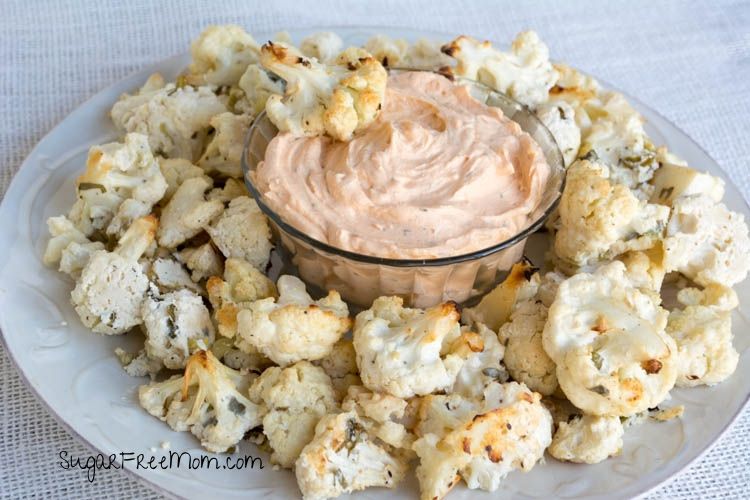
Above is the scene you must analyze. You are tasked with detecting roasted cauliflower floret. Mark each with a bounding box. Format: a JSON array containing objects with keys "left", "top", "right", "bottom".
[
  {"left": 543, "top": 262, "right": 678, "bottom": 416},
  {"left": 413, "top": 382, "right": 552, "bottom": 499},
  {"left": 237, "top": 64, "right": 286, "bottom": 115},
  {"left": 197, "top": 112, "right": 252, "bottom": 178},
  {"left": 206, "top": 257, "right": 277, "bottom": 338},
  {"left": 364, "top": 35, "right": 452, "bottom": 70},
  {"left": 663, "top": 195, "right": 750, "bottom": 287},
  {"left": 176, "top": 242, "right": 224, "bottom": 282},
  {"left": 314, "top": 339, "right": 361, "bottom": 401},
  {"left": 535, "top": 101, "right": 581, "bottom": 166},
  {"left": 554, "top": 159, "right": 669, "bottom": 269},
  {"left": 363, "top": 35, "right": 408, "bottom": 67},
  {"left": 44, "top": 215, "right": 105, "bottom": 278},
  {"left": 186, "top": 24, "right": 260, "bottom": 86},
  {"left": 206, "top": 178, "right": 248, "bottom": 203},
  {"left": 650, "top": 154, "right": 725, "bottom": 206},
  {"left": 158, "top": 158, "right": 207, "bottom": 203},
  {"left": 295, "top": 411, "right": 408, "bottom": 500},
  {"left": 110, "top": 73, "right": 226, "bottom": 160},
  {"left": 441, "top": 31, "right": 558, "bottom": 107},
  {"left": 499, "top": 299, "right": 558, "bottom": 396},
  {"left": 249, "top": 362, "right": 337, "bottom": 468},
  {"left": 138, "top": 350, "right": 264, "bottom": 453},
  {"left": 141, "top": 289, "right": 215, "bottom": 370},
  {"left": 300, "top": 31, "right": 344, "bottom": 63},
  {"left": 618, "top": 243, "right": 667, "bottom": 292},
  {"left": 450, "top": 324, "right": 508, "bottom": 399},
  {"left": 69, "top": 133, "right": 167, "bottom": 238},
  {"left": 71, "top": 216, "right": 157, "bottom": 335},
  {"left": 548, "top": 415, "right": 623, "bottom": 464},
  {"left": 236, "top": 275, "right": 351, "bottom": 366},
  {"left": 157, "top": 177, "right": 224, "bottom": 248},
  {"left": 206, "top": 196, "right": 272, "bottom": 270},
  {"left": 342, "top": 385, "right": 415, "bottom": 453},
  {"left": 115, "top": 347, "right": 163, "bottom": 378},
  {"left": 667, "top": 284, "right": 739, "bottom": 387},
  {"left": 259, "top": 42, "right": 387, "bottom": 141},
  {"left": 146, "top": 256, "right": 203, "bottom": 295},
  {"left": 461, "top": 260, "right": 540, "bottom": 331},
  {"left": 353, "top": 296, "right": 464, "bottom": 398}
]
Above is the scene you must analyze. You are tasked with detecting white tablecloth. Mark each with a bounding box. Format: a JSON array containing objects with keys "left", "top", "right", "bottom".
[{"left": 1, "top": 0, "right": 749, "bottom": 497}]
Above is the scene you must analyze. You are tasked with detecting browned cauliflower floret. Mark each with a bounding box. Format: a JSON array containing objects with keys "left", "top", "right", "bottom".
[
  {"left": 450, "top": 324, "right": 508, "bottom": 399},
  {"left": 157, "top": 177, "right": 224, "bottom": 249},
  {"left": 259, "top": 42, "right": 387, "bottom": 141},
  {"left": 206, "top": 196, "right": 272, "bottom": 270},
  {"left": 237, "top": 64, "right": 286, "bottom": 115},
  {"left": 248, "top": 362, "right": 338, "bottom": 468},
  {"left": 236, "top": 275, "right": 351, "bottom": 366},
  {"left": 197, "top": 112, "right": 252, "bottom": 178},
  {"left": 342, "top": 385, "right": 416, "bottom": 455},
  {"left": 185, "top": 25, "right": 260, "bottom": 86}
]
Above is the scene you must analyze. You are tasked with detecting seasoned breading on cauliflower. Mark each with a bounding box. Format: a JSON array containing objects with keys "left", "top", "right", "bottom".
[
  {"left": 650, "top": 154, "right": 725, "bottom": 206},
  {"left": 71, "top": 216, "right": 157, "bottom": 335},
  {"left": 461, "top": 260, "right": 540, "bottom": 331},
  {"left": 197, "top": 112, "right": 252, "bottom": 178},
  {"left": 206, "top": 196, "right": 272, "bottom": 270},
  {"left": 554, "top": 159, "right": 669, "bottom": 269},
  {"left": 499, "top": 299, "right": 558, "bottom": 396},
  {"left": 248, "top": 362, "right": 338, "bottom": 468},
  {"left": 342, "top": 385, "right": 415, "bottom": 453},
  {"left": 157, "top": 177, "right": 224, "bottom": 248},
  {"left": 450, "top": 324, "right": 508, "bottom": 399},
  {"left": 44, "top": 215, "right": 105, "bottom": 278},
  {"left": 237, "top": 64, "right": 286, "bottom": 115},
  {"left": 662, "top": 195, "right": 750, "bottom": 287},
  {"left": 236, "top": 275, "right": 351, "bottom": 366},
  {"left": 259, "top": 42, "right": 387, "bottom": 141},
  {"left": 176, "top": 242, "right": 224, "bottom": 282},
  {"left": 68, "top": 133, "right": 167, "bottom": 238},
  {"left": 441, "top": 31, "right": 558, "bottom": 107},
  {"left": 138, "top": 350, "right": 264, "bottom": 452},
  {"left": 300, "top": 32, "right": 344, "bottom": 63},
  {"left": 667, "top": 284, "right": 739, "bottom": 387},
  {"left": 110, "top": 73, "right": 226, "bottom": 161},
  {"left": 314, "top": 339, "right": 361, "bottom": 401},
  {"left": 353, "top": 297, "right": 465, "bottom": 398},
  {"left": 413, "top": 382, "right": 552, "bottom": 499},
  {"left": 186, "top": 25, "right": 260, "bottom": 86},
  {"left": 295, "top": 410, "right": 408, "bottom": 500},
  {"left": 141, "top": 289, "right": 215, "bottom": 370},
  {"left": 548, "top": 415, "right": 624, "bottom": 464},
  {"left": 535, "top": 101, "right": 581, "bottom": 166},
  {"left": 146, "top": 257, "right": 203, "bottom": 295},
  {"left": 543, "top": 262, "right": 678, "bottom": 416},
  {"left": 158, "top": 158, "right": 208, "bottom": 203}
]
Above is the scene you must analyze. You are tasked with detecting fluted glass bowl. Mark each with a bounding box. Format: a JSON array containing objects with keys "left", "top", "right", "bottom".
[{"left": 242, "top": 70, "right": 565, "bottom": 308}]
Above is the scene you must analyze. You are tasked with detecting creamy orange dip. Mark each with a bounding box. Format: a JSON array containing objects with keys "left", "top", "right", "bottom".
[{"left": 254, "top": 71, "right": 551, "bottom": 259}]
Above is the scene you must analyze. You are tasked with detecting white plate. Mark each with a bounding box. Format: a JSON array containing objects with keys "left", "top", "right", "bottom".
[{"left": 0, "top": 26, "right": 748, "bottom": 500}]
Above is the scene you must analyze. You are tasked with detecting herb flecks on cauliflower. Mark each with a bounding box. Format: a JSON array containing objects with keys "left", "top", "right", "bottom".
[
  {"left": 197, "top": 112, "right": 252, "bottom": 179},
  {"left": 535, "top": 102, "right": 581, "bottom": 166},
  {"left": 450, "top": 324, "right": 508, "bottom": 399},
  {"left": 260, "top": 42, "right": 387, "bottom": 141},
  {"left": 548, "top": 415, "right": 624, "bottom": 464},
  {"left": 353, "top": 296, "right": 465, "bottom": 399},
  {"left": 236, "top": 275, "right": 351, "bottom": 366}
]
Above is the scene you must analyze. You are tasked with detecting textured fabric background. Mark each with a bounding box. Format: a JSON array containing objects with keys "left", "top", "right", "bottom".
[{"left": 1, "top": 0, "right": 749, "bottom": 498}]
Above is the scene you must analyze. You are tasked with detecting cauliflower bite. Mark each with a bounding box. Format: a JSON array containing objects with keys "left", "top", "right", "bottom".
[
  {"left": 364, "top": 35, "right": 452, "bottom": 70},
  {"left": 295, "top": 411, "right": 408, "bottom": 500},
  {"left": 499, "top": 299, "right": 558, "bottom": 396},
  {"left": 618, "top": 243, "right": 667, "bottom": 292},
  {"left": 663, "top": 195, "right": 750, "bottom": 287},
  {"left": 110, "top": 73, "right": 226, "bottom": 161},
  {"left": 157, "top": 177, "right": 224, "bottom": 248},
  {"left": 450, "top": 324, "right": 508, "bottom": 399},
  {"left": 248, "top": 362, "right": 337, "bottom": 468},
  {"left": 44, "top": 215, "right": 105, "bottom": 278},
  {"left": 69, "top": 133, "right": 167, "bottom": 238},
  {"left": 534, "top": 101, "right": 581, "bottom": 166},
  {"left": 115, "top": 347, "right": 163, "bottom": 378},
  {"left": 543, "top": 262, "right": 678, "bottom": 416},
  {"left": 554, "top": 159, "right": 669, "bottom": 269},
  {"left": 197, "top": 112, "right": 252, "bottom": 178},
  {"left": 548, "top": 415, "right": 623, "bottom": 464},
  {"left": 441, "top": 31, "right": 558, "bottom": 107},
  {"left": 186, "top": 25, "right": 260, "bottom": 86},
  {"left": 667, "top": 284, "right": 739, "bottom": 387},
  {"left": 259, "top": 42, "right": 387, "bottom": 141},
  {"left": 461, "top": 260, "right": 540, "bottom": 331},
  {"left": 146, "top": 256, "right": 203, "bottom": 296},
  {"left": 237, "top": 64, "right": 286, "bottom": 115},
  {"left": 206, "top": 196, "right": 272, "bottom": 270},
  {"left": 158, "top": 158, "right": 208, "bottom": 203},
  {"left": 363, "top": 34, "right": 409, "bottom": 67},
  {"left": 141, "top": 289, "right": 215, "bottom": 370},
  {"left": 314, "top": 339, "right": 362, "bottom": 401},
  {"left": 176, "top": 242, "right": 224, "bottom": 282},
  {"left": 138, "top": 350, "right": 264, "bottom": 453},
  {"left": 236, "top": 275, "right": 351, "bottom": 366},
  {"left": 546, "top": 63, "right": 601, "bottom": 132},
  {"left": 71, "top": 216, "right": 157, "bottom": 335},
  {"left": 206, "top": 257, "right": 277, "bottom": 338},
  {"left": 206, "top": 178, "right": 248, "bottom": 203},
  {"left": 413, "top": 382, "right": 552, "bottom": 498},
  {"left": 342, "top": 385, "right": 415, "bottom": 453},
  {"left": 300, "top": 32, "right": 344, "bottom": 63},
  {"left": 353, "top": 297, "right": 465, "bottom": 398},
  {"left": 650, "top": 153, "right": 725, "bottom": 206}
]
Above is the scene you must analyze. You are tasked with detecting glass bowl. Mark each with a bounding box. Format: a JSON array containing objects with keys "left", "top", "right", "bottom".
[{"left": 242, "top": 70, "right": 566, "bottom": 308}]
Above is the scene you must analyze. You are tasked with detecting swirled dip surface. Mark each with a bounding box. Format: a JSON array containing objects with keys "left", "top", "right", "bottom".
[{"left": 254, "top": 71, "right": 550, "bottom": 259}]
